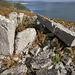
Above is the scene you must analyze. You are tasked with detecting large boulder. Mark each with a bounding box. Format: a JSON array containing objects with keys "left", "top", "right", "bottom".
[
  {"left": 9, "top": 12, "right": 18, "bottom": 27},
  {"left": 15, "top": 28, "right": 36, "bottom": 54},
  {"left": 37, "top": 15, "right": 75, "bottom": 47},
  {"left": 0, "top": 16, "right": 16, "bottom": 55}
]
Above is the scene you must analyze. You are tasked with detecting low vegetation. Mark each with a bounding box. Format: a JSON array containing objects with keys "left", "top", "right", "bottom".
[
  {"left": 30, "top": 31, "right": 46, "bottom": 50},
  {"left": 71, "top": 47, "right": 75, "bottom": 64},
  {"left": 0, "top": 0, "right": 31, "bottom": 12},
  {"left": 16, "top": 18, "right": 36, "bottom": 33},
  {"left": 0, "top": 53, "right": 21, "bottom": 70},
  {"left": 52, "top": 55, "right": 62, "bottom": 64},
  {"left": 0, "top": 7, "right": 36, "bottom": 18}
]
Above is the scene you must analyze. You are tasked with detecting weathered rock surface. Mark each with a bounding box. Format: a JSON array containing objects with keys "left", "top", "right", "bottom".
[
  {"left": 23, "top": 15, "right": 30, "bottom": 21},
  {"left": 0, "top": 16, "right": 16, "bottom": 55},
  {"left": 17, "top": 13, "right": 24, "bottom": 25},
  {"left": 9, "top": 12, "right": 18, "bottom": 26},
  {"left": 36, "top": 69, "right": 58, "bottom": 75},
  {"left": 37, "top": 15, "right": 75, "bottom": 47},
  {"left": 61, "top": 54, "right": 71, "bottom": 65},
  {"left": 72, "top": 71, "right": 75, "bottom": 75},
  {"left": 15, "top": 28, "right": 36, "bottom": 54},
  {"left": 1, "top": 64, "right": 27, "bottom": 75},
  {"left": 31, "top": 49, "right": 52, "bottom": 69},
  {"left": 55, "top": 62, "right": 67, "bottom": 75},
  {"left": 30, "top": 45, "right": 41, "bottom": 56},
  {"left": 30, "top": 16, "right": 37, "bottom": 22},
  {"left": 51, "top": 37, "right": 58, "bottom": 47}
]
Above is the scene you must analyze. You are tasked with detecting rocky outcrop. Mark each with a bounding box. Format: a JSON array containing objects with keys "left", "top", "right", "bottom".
[
  {"left": 0, "top": 12, "right": 75, "bottom": 75},
  {"left": 15, "top": 28, "right": 36, "bottom": 54},
  {"left": 37, "top": 15, "right": 75, "bottom": 47},
  {"left": 0, "top": 16, "right": 16, "bottom": 55}
]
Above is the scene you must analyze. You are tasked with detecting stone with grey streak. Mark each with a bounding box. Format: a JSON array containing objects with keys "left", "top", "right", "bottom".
[
  {"left": 17, "top": 13, "right": 24, "bottom": 25},
  {"left": 37, "top": 15, "right": 75, "bottom": 46},
  {"left": 9, "top": 12, "right": 18, "bottom": 26},
  {"left": 15, "top": 28, "right": 36, "bottom": 54},
  {"left": 0, "top": 16, "right": 16, "bottom": 55}
]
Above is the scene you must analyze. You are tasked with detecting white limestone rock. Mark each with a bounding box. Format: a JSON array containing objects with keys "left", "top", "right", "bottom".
[
  {"left": 9, "top": 12, "right": 18, "bottom": 26},
  {"left": 0, "top": 16, "right": 16, "bottom": 55},
  {"left": 15, "top": 28, "right": 36, "bottom": 54},
  {"left": 17, "top": 13, "right": 24, "bottom": 25}
]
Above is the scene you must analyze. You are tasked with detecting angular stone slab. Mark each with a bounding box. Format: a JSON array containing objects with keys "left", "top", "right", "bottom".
[
  {"left": 15, "top": 28, "right": 36, "bottom": 54},
  {"left": 0, "top": 16, "right": 16, "bottom": 55},
  {"left": 37, "top": 15, "right": 75, "bottom": 47}
]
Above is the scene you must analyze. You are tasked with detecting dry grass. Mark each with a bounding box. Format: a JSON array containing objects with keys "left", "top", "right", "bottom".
[
  {"left": 55, "top": 38, "right": 75, "bottom": 64},
  {"left": 0, "top": 7, "right": 36, "bottom": 18},
  {"left": 55, "top": 38, "right": 64, "bottom": 56},
  {"left": 30, "top": 31, "right": 46, "bottom": 50},
  {"left": 0, "top": 53, "right": 21, "bottom": 69},
  {"left": 16, "top": 17, "right": 36, "bottom": 33},
  {"left": 71, "top": 47, "right": 75, "bottom": 64}
]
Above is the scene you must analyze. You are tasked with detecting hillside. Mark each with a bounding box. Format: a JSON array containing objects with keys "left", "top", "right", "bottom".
[
  {"left": 0, "top": 0, "right": 31, "bottom": 12},
  {"left": 0, "top": 7, "right": 36, "bottom": 18}
]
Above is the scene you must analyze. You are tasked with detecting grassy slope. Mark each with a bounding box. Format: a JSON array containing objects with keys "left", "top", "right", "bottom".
[
  {"left": 0, "top": 7, "right": 36, "bottom": 18},
  {"left": 0, "top": 1, "right": 31, "bottom": 12}
]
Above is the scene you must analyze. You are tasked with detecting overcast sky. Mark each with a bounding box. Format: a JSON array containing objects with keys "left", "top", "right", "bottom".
[{"left": 9, "top": 0, "right": 75, "bottom": 2}]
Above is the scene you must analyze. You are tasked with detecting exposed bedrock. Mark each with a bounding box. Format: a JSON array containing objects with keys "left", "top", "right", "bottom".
[
  {"left": 0, "top": 15, "right": 16, "bottom": 55},
  {"left": 37, "top": 15, "right": 75, "bottom": 47}
]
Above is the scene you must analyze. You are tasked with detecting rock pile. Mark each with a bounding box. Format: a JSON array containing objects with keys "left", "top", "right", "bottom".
[{"left": 0, "top": 12, "right": 75, "bottom": 75}]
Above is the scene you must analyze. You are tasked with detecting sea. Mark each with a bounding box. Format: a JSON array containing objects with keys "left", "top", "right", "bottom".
[{"left": 23, "top": 1, "right": 75, "bottom": 21}]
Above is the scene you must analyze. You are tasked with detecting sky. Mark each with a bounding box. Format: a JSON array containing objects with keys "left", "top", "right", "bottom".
[{"left": 9, "top": 0, "right": 75, "bottom": 2}]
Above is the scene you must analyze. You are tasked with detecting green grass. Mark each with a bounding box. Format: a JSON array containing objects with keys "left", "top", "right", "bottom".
[
  {"left": 52, "top": 55, "right": 62, "bottom": 64},
  {"left": 0, "top": 1, "right": 31, "bottom": 12}
]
